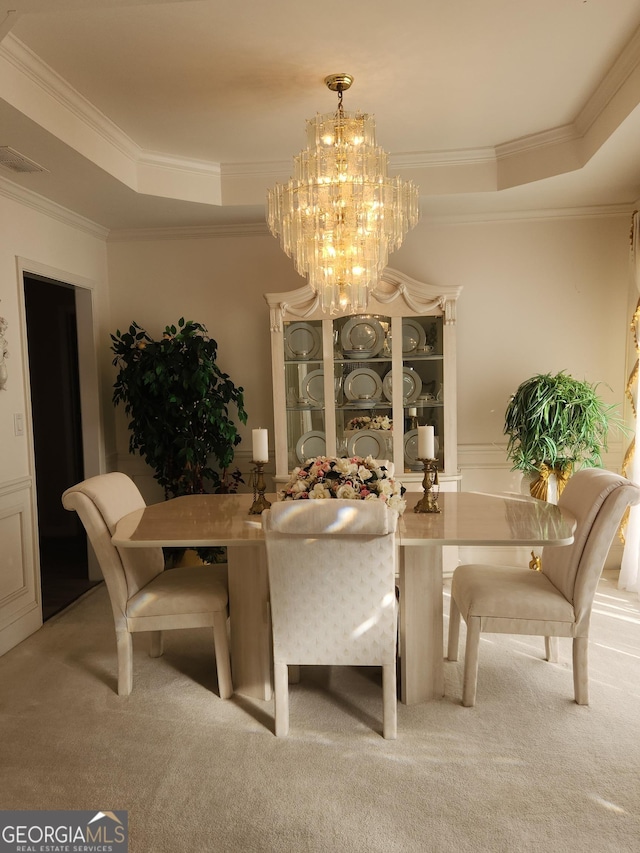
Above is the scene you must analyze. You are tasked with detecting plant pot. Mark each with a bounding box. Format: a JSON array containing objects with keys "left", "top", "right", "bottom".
[{"left": 522, "top": 464, "right": 572, "bottom": 504}]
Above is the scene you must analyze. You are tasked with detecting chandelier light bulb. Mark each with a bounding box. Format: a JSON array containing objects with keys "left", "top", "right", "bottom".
[{"left": 267, "top": 73, "right": 420, "bottom": 315}]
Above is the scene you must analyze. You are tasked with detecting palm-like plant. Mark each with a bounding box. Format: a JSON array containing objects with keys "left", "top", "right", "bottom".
[{"left": 504, "top": 371, "right": 624, "bottom": 498}]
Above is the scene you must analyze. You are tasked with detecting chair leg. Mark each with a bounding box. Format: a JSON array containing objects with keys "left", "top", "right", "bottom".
[
  {"left": 274, "top": 662, "right": 289, "bottom": 737},
  {"left": 149, "top": 630, "right": 163, "bottom": 658},
  {"left": 573, "top": 637, "right": 589, "bottom": 705},
  {"left": 382, "top": 663, "right": 397, "bottom": 740},
  {"left": 545, "top": 636, "right": 559, "bottom": 663},
  {"left": 447, "top": 596, "right": 461, "bottom": 661},
  {"left": 116, "top": 629, "right": 133, "bottom": 697},
  {"left": 212, "top": 611, "right": 233, "bottom": 699},
  {"left": 462, "top": 616, "right": 481, "bottom": 707}
]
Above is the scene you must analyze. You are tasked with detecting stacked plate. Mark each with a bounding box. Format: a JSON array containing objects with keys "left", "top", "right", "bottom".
[
  {"left": 341, "top": 316, "right": 385, "bottom": 358},
  {"left": 343, "top": 368, "right": 383, "bottom": 405},
  {"left": 284, "top": 322, "right": 322, "bottom": 360},
  {"left": 382, "top": 367, "right": 422, "bottom": 405}
]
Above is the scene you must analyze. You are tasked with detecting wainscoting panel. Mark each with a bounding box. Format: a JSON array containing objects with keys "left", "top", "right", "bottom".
[{"left": 0, "top": 477, "right": 41, "bottom": 655}]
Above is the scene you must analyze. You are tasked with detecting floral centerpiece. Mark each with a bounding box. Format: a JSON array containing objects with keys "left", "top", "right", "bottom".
[
  {"left": 281, "top": 455, "right": 406, "bottom": 514},
  {"left": 346, "top": 415, "right": 392, "bottom": 431}
]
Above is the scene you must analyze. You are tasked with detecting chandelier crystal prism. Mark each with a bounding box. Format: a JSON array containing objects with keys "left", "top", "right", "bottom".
[{"left": 267, "top": 74, "right": 420, "bottom": 315}]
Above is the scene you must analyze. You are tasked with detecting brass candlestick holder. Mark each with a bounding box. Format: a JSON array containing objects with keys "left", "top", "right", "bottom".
[
  {"left": 414, "top": 458, "right": 441, "bottom": 513},
  {"left": 249, "top": 461, "right": 272, "bottom": 515}
]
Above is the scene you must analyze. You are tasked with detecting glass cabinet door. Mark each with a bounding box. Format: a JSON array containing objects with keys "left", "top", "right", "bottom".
[
  {"left": 282, "top": 313, "right": 445, "bottom": 474},
  {"left": 399, "top": 316, "right": 444, "bottom": 472},
  {"left": 333, "top": 314, "right": 394, "bottom": 462},
  {"left": 283, "top": 320, "right": 326, "bottom": 471}
]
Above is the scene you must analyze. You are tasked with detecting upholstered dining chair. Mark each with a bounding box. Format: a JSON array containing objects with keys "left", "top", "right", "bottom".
[
  {"left": 263, "top": 499, "right": 399, "bottom": 738},
  {"left": 447, "top": 468, "right": 640, "bottom": 707},
  {"left": 62, "top": 472, "right": 233, "bottom": 699}
]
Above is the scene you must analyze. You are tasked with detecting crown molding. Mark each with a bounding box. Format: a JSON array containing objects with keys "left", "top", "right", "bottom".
[
  {"left": 391, "top": 147, "right": 496, "bottom": 168},
  {"left": 421, "top": 203, "right": 633, "bottom": 226},
  {"left": 138, "top": 149, "right": 222, "bottom": 177},
  {"left": 2, "top": 23, "right": 640, "bottom": 208},
  {"left": 495, "top": 125, "right": 578, "bottom": 160},
  {"left": 0, "top": 173, "right": 109, "bottom": 238},
  {"left": 107, "top": 221, "right": 270, "bottom": 242},
  {"left": 221, "top": 160, "right": 291, "bottom": 178},
  {"left": 0, "top": 34, "right": 139, "bottom": 162},
  {"left": 577, "top": 23, "right": 640, "bottom": 136},
  {"left": 108, "top": 202, "right": 633, "bottom": 242}
]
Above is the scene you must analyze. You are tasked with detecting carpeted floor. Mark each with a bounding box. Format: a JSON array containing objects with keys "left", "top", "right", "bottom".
[{"left": 1, "top": 573, "right": 639, "bottom": 853}]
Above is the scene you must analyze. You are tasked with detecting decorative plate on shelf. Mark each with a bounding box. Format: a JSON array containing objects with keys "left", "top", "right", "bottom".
[
  {"left": 284, "top": 322, "right": 322, "bottom": 360},
  {"left": 343, "top": 367, "right": 383, "bottom": 402},
  {"left": 382, "top": 367, "right": 422, "bottom": 405},
  {"left": 341, "top": 316, "right": 385, "bottom": 358},
  {"left": 401, "top": 318, "right": 427, "bottom": 354},
  {"left": 347, "top": 430, "right": 389, "bottom": 459},
  {"left": 300, "top": 369, "right": 324, "bottom": 406},
  {"left": 296, "top": 430, "right": 326, "bottom": 464},
  {"left": 404, "top": 430, "right": 422, "bottom": 470}
]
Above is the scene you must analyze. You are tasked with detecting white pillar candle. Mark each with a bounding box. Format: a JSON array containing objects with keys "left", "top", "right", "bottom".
[
  {"left": 408, "top": 407, "right": 417, "bottom": 417},
  {"left": 418, "top": 425, "right": 435, "bottom": 460},
  {"left": 252, "top": 428, "right": 269, "bottom": 462}
]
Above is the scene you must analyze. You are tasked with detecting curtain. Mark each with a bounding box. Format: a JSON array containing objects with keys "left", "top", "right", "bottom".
[{"left": 620, "top": 210, "right": 640, "bottom": 593}]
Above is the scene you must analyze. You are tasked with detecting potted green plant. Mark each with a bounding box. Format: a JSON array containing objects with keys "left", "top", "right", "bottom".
[
  {"left": 111, "top": 318, "right": 247, "bottom": 499},
  {"left": 503, "top": 371, "right": 624, "bottom": 501}
]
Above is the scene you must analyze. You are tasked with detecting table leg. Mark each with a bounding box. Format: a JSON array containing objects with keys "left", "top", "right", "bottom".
[
  {"left": 227, "top": 544, "right": 272, "bottom": 701},
  {"left": 399, "top": 544, "right": 444, "bottom": 704}
]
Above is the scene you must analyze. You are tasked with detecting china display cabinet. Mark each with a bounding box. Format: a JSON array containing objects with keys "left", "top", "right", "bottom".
[{"left": 265, "top": 268, "right": 462, "bottom": 492}]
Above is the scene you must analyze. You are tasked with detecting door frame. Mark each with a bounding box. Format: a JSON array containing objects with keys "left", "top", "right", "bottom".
[{"left": 17, "top": 257, "right": 104, "bottom": 583}]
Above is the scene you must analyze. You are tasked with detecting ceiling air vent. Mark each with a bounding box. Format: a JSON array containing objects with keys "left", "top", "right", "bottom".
[{"left": 0, "top": 146, "right": 48, "bottom": 174}]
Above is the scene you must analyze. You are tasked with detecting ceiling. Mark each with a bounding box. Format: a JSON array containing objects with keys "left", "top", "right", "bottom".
[{"left": 2, "top": 0, "right": 640, "bottom": 233}]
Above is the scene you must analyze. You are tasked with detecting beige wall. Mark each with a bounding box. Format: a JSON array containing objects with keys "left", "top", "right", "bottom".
[
  {"left": 0, "top": 189, "right": 111, "bottom": 481},
  {"left": 0, "top": 186, "right": 632, "bottom": 652},
  {"left": 107, "top": 212, "right": 631, "bottom": 499},
  {"left": 106, "top": 231, "right": 302, "bottom": 499},
  {"left": 0, "top": 185, "right": 110, "bottom": 653}
]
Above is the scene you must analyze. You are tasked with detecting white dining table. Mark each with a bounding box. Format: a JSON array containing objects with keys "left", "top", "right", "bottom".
[{"left": 112, "top": 490, "right": 575, "bottom": 705}]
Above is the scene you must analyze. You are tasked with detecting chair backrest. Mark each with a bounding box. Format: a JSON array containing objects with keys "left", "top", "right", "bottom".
[
  {"left": 542, "top": 468, "right": 640, "bottom": 630},
  {"left": 62, "top": 473, "right": 164, "bottom": 625},
  {"left": 263, "top": 499, "right": 398, "bottom": 666}
]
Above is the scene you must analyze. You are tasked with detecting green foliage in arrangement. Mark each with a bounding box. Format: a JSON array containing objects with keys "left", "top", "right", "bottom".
[
  {"left": 504, "top": 371, "right": 625, "bottom": 475},
  {"left": 111, "top": 318, "right": 247, "bottom": 499}
]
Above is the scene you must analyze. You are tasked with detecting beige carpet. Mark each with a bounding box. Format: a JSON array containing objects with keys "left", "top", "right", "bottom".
[{"left": 1, "top": 573, "right": 640, "bottom": 853}]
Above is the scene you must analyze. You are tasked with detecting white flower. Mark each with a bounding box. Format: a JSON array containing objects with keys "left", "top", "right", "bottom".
[
  {"left": 309, "top": 483, "right": 331, "bottom": 499},
  {"left": 336, "top": 484, "right": 358, "bottom": 499},
  {"left": 337, "top": 458, "right": 359, "bottom": 477},
  {"left": 290, "top": 479, "right": 309, "bottom": 494},
  {"left": 378, "top": 479, "right": 393, "bottom": 496},
  {"left": 388, "top": 494, "right": 407, "bottom": 513}
]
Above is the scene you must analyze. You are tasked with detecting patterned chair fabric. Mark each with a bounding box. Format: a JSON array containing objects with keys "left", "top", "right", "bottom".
[{"left": 263, "top": 499, "right": 398, "bottom": 738}]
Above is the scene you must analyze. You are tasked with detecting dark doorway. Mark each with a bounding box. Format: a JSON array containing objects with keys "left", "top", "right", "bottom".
[{"left": 23, "top": 275, "right": 98, "bottom": 620}]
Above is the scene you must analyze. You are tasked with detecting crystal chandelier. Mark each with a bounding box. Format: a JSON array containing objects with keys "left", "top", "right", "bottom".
[{"left": 267, "top": 74, "right": 420, "bottom": 315}]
